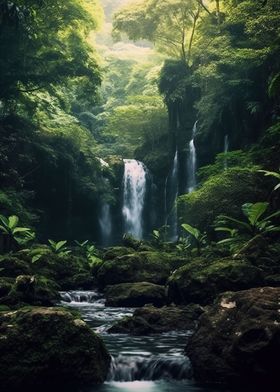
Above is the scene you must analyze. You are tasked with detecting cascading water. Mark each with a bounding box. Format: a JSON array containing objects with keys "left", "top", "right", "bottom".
[
  {"left": 122, "top": 159, "right": 147, "bottom": 239},
  {"left": 60, "top": 290, "right": 201, "bottom": 392},
  {"left": 187, "top": 121, "right": 198, "bottom": 193},
  {"left": 224, "top": 134, "right": 229, "bottom": 169}
]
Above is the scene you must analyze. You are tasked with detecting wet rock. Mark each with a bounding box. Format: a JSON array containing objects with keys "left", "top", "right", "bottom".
[
  {"left": 105, "top": 282, "right": 166, "bottom": 307},
  {"left": 167, "top": 257, "right": 262, "bottom": 305},
  {"left": 108, "top": 304, "right": 204, "bottom": 335},
  {"left": 185, "top": 287, "right": 280, "bottom": 388},
  {"left": 0, "top": 307, "right": 111, "bottom": 391},
  {"left": 96, "top": 251, "right": 176, "bottom": 288}
]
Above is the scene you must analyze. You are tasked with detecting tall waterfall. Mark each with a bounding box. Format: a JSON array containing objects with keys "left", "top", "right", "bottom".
[
  {"left": 224, "top": 134, "right": 229, "bottom": 169},
  {"left": 122, "top": 159, "right": 147, "bottom": 239},
  {"left": 99, "top": 203, "right": 112, "bottom": 246},
  {"left": 187, "top": 121, "right": 198, "bottom": 193}
]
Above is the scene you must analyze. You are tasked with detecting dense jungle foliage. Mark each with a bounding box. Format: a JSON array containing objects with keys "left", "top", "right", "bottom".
[{"left": 0, "top": 0, "right": 279, "bottom": 248}]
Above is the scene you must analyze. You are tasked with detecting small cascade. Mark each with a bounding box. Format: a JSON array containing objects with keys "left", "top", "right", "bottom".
[
  {"left": 187, "top": 121, "right": 198, "bottom": 193},
  {"left": 108, "top": 355, "right": 192, "bottom": 382},
  {"left": 122, "top": 159, "right": 148, "bottom": 239},
  {"left": 60, "top": 291, "right": 100, "bottom": 303},
  {"left": 224, "top": 134, "right": 229, "bottom": 169},
  {"left": 99, "top": 203, "right": 112, "bottom": 246}
]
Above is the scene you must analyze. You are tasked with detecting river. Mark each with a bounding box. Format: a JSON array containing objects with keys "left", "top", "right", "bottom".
[{"left": 60, "top": 291, "right": 223, "bottom": 392}]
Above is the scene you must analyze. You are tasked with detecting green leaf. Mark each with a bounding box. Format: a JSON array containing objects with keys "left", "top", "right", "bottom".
[
  {"left": 13, "top": 227, "right": 32, "bottom": 234},
  {"left": 242, "top": 202, "right": 269, "bottom": 226},
  {"left": 181, "top": 223, "right": 200, "bottom": 240},
  {"left": 8, "top": 215, "right": 19, "bottom": 230},
  {"left": 32, "top": 254, "right": 43, "bottom": 263},
  {"left": 56, "top": 240, "right": 67, "bottom": 251}
]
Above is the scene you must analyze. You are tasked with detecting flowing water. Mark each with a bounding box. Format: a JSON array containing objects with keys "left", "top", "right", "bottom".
[
  {"left": 122, "top": 159, "right": 148, "bottom": 239},
  {"left": 187, "top": 121, "right": 198, "bottom": 193},
  {"left": 99, "top": 204, "right": 112, "bottom": 246},
  {"left": 60, "top": 291, "right": 222, "bottom": 392}
]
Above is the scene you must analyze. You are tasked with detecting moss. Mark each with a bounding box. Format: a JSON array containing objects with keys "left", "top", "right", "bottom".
[
  {"left": 0, "top": 255, "right": 31, "bottom": 277},
  {"left": 105, "top": 282, "right": 166, "bottom": 307},
  {"left": 178, "top": 168, "right": 268, "bottom": 232},
  {"left": 96, "top": 251, "right": 175, "bottom": 288},
  {"left": 0, "top": 307, "right": 111, "bottom": 390},
  {"left": 168, "top": 257, "right": 263, "bottom": 305}
]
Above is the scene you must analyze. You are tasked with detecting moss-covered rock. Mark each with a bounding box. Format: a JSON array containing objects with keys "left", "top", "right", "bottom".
[
  {"left": 105, "top": 282, "right": 166, "bottom": 307},
  {"left": 102, "top": 246, "right": 135, "bottom": 261},
  {"left": 96, "top": 251, "right": 177, "bottom": 288},
  {"left": 108, "top": 304, "right": 204, "bottom": 335},
  {"left": 185, "top": 287, "right": 280, "bottom": 388},
  {"left": 0, "top": 307, "right": 111, "bottom": 391},
  {"left": 0, "top": 275, "right": 60, "bottom": 307},
  {"left": 31, "top": 253, "right": 94, "bottom": 290},
  {"left": 167, "top": 257, "right": 262, "bottom": 305},
  {"left": 0, "top": 255, "right": 31, "bottom": 277}
]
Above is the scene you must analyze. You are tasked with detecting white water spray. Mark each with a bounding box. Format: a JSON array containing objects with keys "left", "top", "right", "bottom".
[
  {"left": 122, "top": 159, "right": 147, "bottom": 239},
  {"left": 187, "top": 121, "right": 198, "bottom": 193}
]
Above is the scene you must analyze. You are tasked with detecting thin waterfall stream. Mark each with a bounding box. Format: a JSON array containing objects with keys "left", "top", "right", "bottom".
[
  {"left": 122, "top": 159, "right": 148, "bottom": 239},
  {"left": 187, "top": 121, "right": 198, "bottom": 193},
  {"left": 60, "top": 291, "right": 220, "bottom": 392}
]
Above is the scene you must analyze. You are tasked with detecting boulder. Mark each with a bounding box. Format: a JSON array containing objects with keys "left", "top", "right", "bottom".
[
  {"left": 105, "top": 282, "right": 166, "bottom": 307},
  {"left": 0, "top": 275, "right": 60, "bottom": 307},
  {"left": 96, "top": 251, "right": 176, "bottom": 288},
  {"left": 185, "top": 287, "right": 280, "bottom": 388},
  {"left": 31, "top": 253, "right": 94, "bottom": 290},
  {"left": 102, "top": 246, "right": 135, "bottom": 261},
  {"left": 108, "top": 304, "right": 204, "bottom": 335},
  {"left": 0, "top": 307, "right": 111, "bottom": 391},
  {"left": 168, "top": 257, "right": 262, "bottom": 305}
]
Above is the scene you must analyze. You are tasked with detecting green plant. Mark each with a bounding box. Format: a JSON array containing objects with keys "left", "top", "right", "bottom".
[
  {"left": 215, "top": 202, "right": 280, "bottom": 243},
  {"left": 176, "top": 237, "right": 191, "bottom": 255},
  {"left": 259, "top": 169, "right": 280, "bottom": 191},
  {"left": 48, "top": 240, "right": 71, "bottom": 256},
  {"left": 151, "top": 225, "right": 170, "bottom": 247},
  {"left": 181, "top": 223, "right": 207, "bottom": 256},
  {"left": 0, "top": 214, "right": 35, "bottom": 247}
]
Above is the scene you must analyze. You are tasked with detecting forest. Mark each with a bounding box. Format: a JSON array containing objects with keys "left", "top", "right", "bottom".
[{"left": 0, "top": 0, "right": 280, "bottom": 391}]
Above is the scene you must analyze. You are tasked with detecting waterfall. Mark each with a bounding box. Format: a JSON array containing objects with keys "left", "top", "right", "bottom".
[
  {"left": 224, "top": 134, "right": 229, "bottom": 169},
  {"left": 187, "top": 121, "right": 198, "bottom": 193},
  {"left": 122, "top": 159, "right": 147, "bottom": 239},
  {"left": 108, "top": 354, "right": 192, "bottom": 382},
  {"left": 99, "top": 203, "right": 112, "bottom": 246}
]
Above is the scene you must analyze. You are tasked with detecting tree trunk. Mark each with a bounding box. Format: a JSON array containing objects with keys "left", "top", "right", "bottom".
[
  {"left": 187, "top": 9, "right": 200, "bottom": 65},
  {"left": 216, "top": 0, "right": 221, "bottom": 26}
]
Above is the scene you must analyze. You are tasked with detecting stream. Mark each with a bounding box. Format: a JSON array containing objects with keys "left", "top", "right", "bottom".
[{"left": 60, "top": 291, "right": 223, "bottom": 392}]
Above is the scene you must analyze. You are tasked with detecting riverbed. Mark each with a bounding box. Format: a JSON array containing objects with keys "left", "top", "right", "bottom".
[{"left": 60, "top": 291, "right": 225, "bottom": 392}]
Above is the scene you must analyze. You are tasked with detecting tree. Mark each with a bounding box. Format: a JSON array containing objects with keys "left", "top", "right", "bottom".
[
  {"left": 0, "top": 0, "right": 102, "bottom": 106},
  {"left": 113, "top": 0, "right": 206, "bottom": 63}
]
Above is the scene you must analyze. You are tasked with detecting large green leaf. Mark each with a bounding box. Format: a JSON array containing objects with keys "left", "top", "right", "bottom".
[
  {"left": 0, "top": 215, "right": 9, "bottom": 230},
  {"left": 56, "top": 240, "right": 67, "bottom": 251},
  {"left": 242, "top": 202, "right": 269, "bottom": 226},
  {"left": 181, "top": 223, "right": 200, "bottom": 239},
  {"left": 8, "top": 215, "right": 19, "bottom": 230},
  {"left": 217, "top": 215, "right": 252, "bottom": 231}
]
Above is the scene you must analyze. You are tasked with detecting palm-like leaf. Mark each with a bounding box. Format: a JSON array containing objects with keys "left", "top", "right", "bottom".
[
  {"left": 181, "top": 223, "right": 200, "bottom": 240},
  {"left": 242, "top": 202, "right": 269, "bottom": 226}
]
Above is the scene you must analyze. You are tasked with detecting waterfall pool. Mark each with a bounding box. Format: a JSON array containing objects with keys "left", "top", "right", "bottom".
[{"left": 60, "top": 291, "right": 224, "bottom": 392}]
